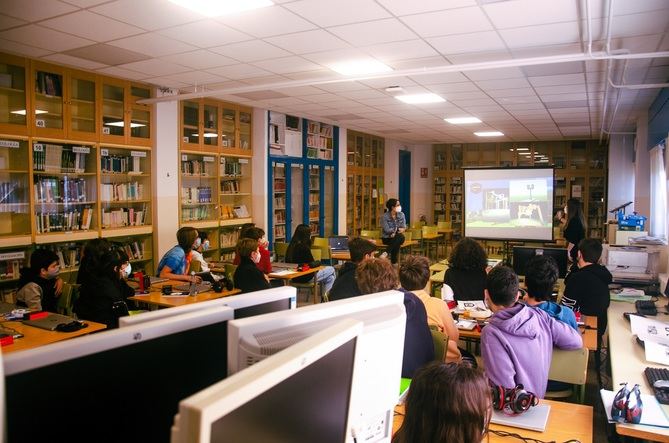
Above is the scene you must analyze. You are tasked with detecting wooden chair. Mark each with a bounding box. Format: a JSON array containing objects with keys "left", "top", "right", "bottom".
[
  {"left": 312, "top": 237, "right": 333, "bottom": 265},
  {"left": 437, "top": 220, "right": 452, "bottom": 256},
  {"left": 290, "top": 248, "right": 322, "bottom": 304},
  {"left": 410, "top": 228, "right": 426, "bottom": 255},
  {"left": 545, "top": 347, "right": 589, "bottom": 404},
  {"left": 274, "top": 242, "right": 289, "bottom": 262},
  {"left": 189, "top": 259, "right": 202, "bottom": 273},
  {"left": 429, "top": 325, "right": 449, "bottom": 362},
  {"left": 360, "top": 230, "right": 380, "bottom": 240},
  {"left": 422, "top": 225, "right": 440, "bottom": 260},
  {"left": 225, "top": 263, "right": 237, "bottom": 286},
  {"left": 57, "top": 283, "right": 80, "bottom": 317}
]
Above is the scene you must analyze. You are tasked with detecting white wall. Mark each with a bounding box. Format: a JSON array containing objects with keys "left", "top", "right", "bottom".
[
  {"left": 607, "top": 135, "right": 636, "bottom": 220},
  {"left": 338, "top": 128, "right": 347, "bottom": 235},
  {"left": 153, "top": 91, "right": 180, "bottom": 260},
  {"left": 251, "top": 107, "right": 268, "bottom": 233},
  {"left": 635, "top": 111, "right": 651, "bottom": 223}
]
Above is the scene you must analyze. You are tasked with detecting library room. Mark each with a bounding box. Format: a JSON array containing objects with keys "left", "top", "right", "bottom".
[{"left": 0, "top": 0, "right": 668, "bottom": 441}]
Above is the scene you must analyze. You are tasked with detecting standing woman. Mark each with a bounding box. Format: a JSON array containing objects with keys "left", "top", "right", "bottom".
[
  {"left": 381, "top": 198, "right": 406, "bottom": 264},
  {"left": 285, "top": 224, "right": 336, "bottom": 296},
  {"left": 563, "top": 198, "right": 586, "bottom": 268}
]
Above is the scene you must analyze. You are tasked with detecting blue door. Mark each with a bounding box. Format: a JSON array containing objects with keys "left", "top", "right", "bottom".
[{"left": 399, "top": 150, "right": 411, "bottom": 224}]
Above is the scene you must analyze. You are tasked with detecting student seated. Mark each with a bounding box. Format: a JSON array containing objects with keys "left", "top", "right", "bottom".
[
  {"left": 481, "top": 266, "right": 582, "bottom": 398},
  {"left": 380, "top": 198, "right": 406, "bottom": 264},
  {"left": 233, "top": 227, "right": 272, "bottom": 274},
  {"left": 328, "top": 237, "right": 377, "bottom": 301},
  {"left": 562, "top": 238, "right": 612, "bottom": 338},
  {"left": 77, "top": 238, "right": 112, "bottom": 286},
  {"left": 285, "top": 224, "right": 335, "bottom": 295},
  {"left": 522, "top": 255, "right": 578, "bottom": 330},
  {"left": 75, "top": 248, "right": 136, "bottom": 328},
  {"left": 16, "top": 249, "right": 63, "bottom": 312},
  {"left": 444, "top": 238, "right": 488, "bottom": 301},
  {"left": 392, "top": 361, "right": 491, "bottom": 443},
  {"left": 233, "top": 238, "right": 271, "bottom": 294},
  {"left": 356, "top": 257, "right": 434, "bottom": 378},
  {"left": 190, "top": 231, "right": 211, "bottom": 273},
  {"left": 399, "top": 255, "right": 464, "bottom": 364},
  {"left": 156, "top": 227, "right": 203, "bottom": 283}
]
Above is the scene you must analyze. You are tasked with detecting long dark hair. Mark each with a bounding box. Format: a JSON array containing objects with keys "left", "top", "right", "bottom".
[
  {"left": 393, "top": 362, "right": 491, "bottom": 443},
  {"left": 448, "top": 238, "right": 487, "bottom": 271},
  {"left": 286, "top": 224, "right": 311, "bottom": 262},
  {"left": 98, "top": 248, "right": 129, "bottom": 281},
  {"left": 565, "top": 198, "right": 586, "bottom": 231}
]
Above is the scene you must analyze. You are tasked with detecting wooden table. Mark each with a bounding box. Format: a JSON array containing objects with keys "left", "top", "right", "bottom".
[
  {"left": 608, "top": 299, "right": 669, "bottom": 441},
  {"left": 129, "top": 287, "right": 240, "bottom": 308},
  {"left": 0, "top": 319, "right": 106, "bottom": 354},
  {"left": 393, "top": 399, "right": 593, "bottom": 442},
  {"left": 421, "top": 232, "right": 442, "bottom": 260},
  {"left": 331, "top": 240, "right": 419, "bottom": 263},
  {"left": 331, "top": 250, "right": 351, "bottom": 261}
]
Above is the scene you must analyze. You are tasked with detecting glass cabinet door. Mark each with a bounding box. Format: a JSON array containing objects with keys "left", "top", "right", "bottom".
[
  {"left": 129, "top": 85, "right": 151, "bottom": 145},
  {"left": 203, "top": 103, "right": 218, "bottom": 150},
  {"left": 33, "top": 64, "right": 65, "bottom": 136},
  {"left": 290, "top": 164, "right": 303, "bottom": 239},
  {"left": 221, "top": 106, "right": 236, "bottom": 149},
  {"left": 346, "top": 174, "right": 355, "bottom": 235},
  {"left": 101, "top": 80, "right": 126, "bottom": 141},
  {"left": 68, "top": 71, "right": 96, "bottom": 140},
  {"left": 272, "top": 162, "right": 287, "bottom": 242},
  {"left": 239, "top": 109, "right": 251, "bottom": 150},
  {"left": 0, "top": 138, "right": 30, "bottom": 238},
  {"left": 308, "top": 165, "right": 320, "bottom": 236},
  {"left": 0, "top": 56, "right": 28, "bottom": 134},
  {"left": 181, "top": 101, "right": 200, "bottom": 148}
]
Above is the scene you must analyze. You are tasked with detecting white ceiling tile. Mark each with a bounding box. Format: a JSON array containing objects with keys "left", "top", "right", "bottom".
[
  {"left": 216, "top": 6, "right": 317, "bottom": 38},
  {"left": 266, "top": 30, "right": 350, "bottom": 54},
  {"left": 2, "top": 0, "right": 77, "bottom": 21},
  {"left": 496, "top": 95, "right": 542, "bottom": 104},
  {"left": 41, "top": 53, "right": 108, "bottom": 70},
  {"left": 118, "top": 59, "right": 190, "bottom": 76},
  {"left": 363, "top": 39, "right": 439, "bottom": 62},
  {"left": 61, "top": 0, "right": 109, "bottom": 6},
  {"left": 109, "top": 33, "right": 196, "bottom": 57},
  {"left": 339, "top": 89, "right": 388, "bottom": 100},
  {"left": 402, "top": 7, "right": 493, "bottom": 38},
  {"left": 475, "top": 78, "right": 531, "bottom": 90},
  {"left": 328, "top": 18, "right": 417, "bottom": 46},
  {"left": 92, "top": 0, "right": 203, "bottom": 30},
  {"left": 40, "top": 11, "right": 144, "bottom": 42},
  {"left": 376, "top": 0, "right": 476, "bottom": 16},
  {"left": 159, "top": 20, "right": 251, "bottom": 48},
  {"left": 529, "top": 73, "right": 585, "bottom": 87},
  {"left": 283, "top": 70, "right": 335, "bottom": 81},
  {"left": 427, "top": 82, "right": 480, "bottom": 93},
  {"left": 454, "top": 98, "right": 498, "bottom": 107},
  {"left": 301, "top": 48, "right": 371, "bottom": 66},
  {"left": 239, "top": 75, "right": 288, "bottom": 86},
  {"left": 0, "top": 38, "right": 52, "bottom": 57},
  {"left": 252, "top": 56, "right": 323, "bottom": 74},
  {"left": 408, "top": 72, "right": 469, "bottom": 85},
  {"left": 388, "top": 56, "right": 451, "bottom": 70},
  {"left": 428, "top": 31, "right": 506, "bottom": 55},
  {"left": 96, "top": 65, "right": 150, "bottom": 81},
  {"left": 487, "top": 88, "right": 537, "bottom": 98},
  {"left": 535, "top": 84, "right": 587, "bottom": 95},
  {"left": 143, "top": 76, "right": 189, "bottom": 88},
  {"left": 444, "top": 91, "right": 488, "bottom": 101},
  {"left": 483, "top": 0, "right": 579, "bottom": 29},
  {"left": 210, "top": 40, "right": 291, "bottom": 63},
  {"left": 317, "top": 82, "right": 370, "bottom": 93},
  {"left": 155, "top": 70, "right": 226, "bottom": 86},
  {"left": 466, "top": 67, "right": 526, "bottom": 81},
  {"left": 161, "top": 50, "right": 238, "bottom": 70},
  {"left": 0, "top": 25, "right": 94, "bottom": 52},
  {"left": 285, "top": 0, "right": 390, "bottom": 27},
  {"left": 360, "top": 76, "right": 419, "bottom": 88},
  {"left": 522, "top": 62, "right": 584, "bottom": 77},
  {"left": 206, "top": 64, "right": 273, "bottom": 80},
  {"left": 0, "top": 15, "right": 26, "bottom": 30},
  {"left": 500, "top": 22, "right": 580, "bottom": 48},
  {"left": 610, "top": 11, "right": 669, "bottom": 38}
]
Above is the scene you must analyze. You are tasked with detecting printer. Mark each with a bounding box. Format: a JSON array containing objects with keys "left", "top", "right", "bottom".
[{"left": 602, "top": 244, "right": 660, "bottom": 283}]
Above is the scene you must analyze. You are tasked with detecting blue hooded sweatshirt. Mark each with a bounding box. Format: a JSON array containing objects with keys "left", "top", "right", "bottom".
[{"left": 534, "top": 301, "right": 578, "bottom": 331}]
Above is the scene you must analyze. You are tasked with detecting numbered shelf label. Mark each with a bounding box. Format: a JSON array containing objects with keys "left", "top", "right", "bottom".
[
  {"left": 131, "top": 151, "right": 147, "bottom": 158},
  {"left": 0, "top": 140, "right": 20, "bottom": 149},
  {"left": 33, "top": 143, "right": 43, "bottom": 152}
]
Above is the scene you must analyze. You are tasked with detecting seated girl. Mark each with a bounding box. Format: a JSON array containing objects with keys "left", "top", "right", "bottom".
[
  {"left": 233, "top": 238, "right": 271, "bottom": 294},
  {"left": 285, "top": 224, "right": 335, "bottom": 296},
  {"left": 156, "top": 226, "right": 202, "bottom": 284}
]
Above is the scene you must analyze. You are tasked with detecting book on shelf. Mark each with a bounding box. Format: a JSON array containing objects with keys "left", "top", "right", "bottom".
[
  {"left": 34, "top": 176, "right": 88, "bottom": 203},
  {"left": 181, "top": 187, "right": 212, "bottom": 204},
  {"left": 101, "top": 182, "right": 144, "bottom": 202},
  {"left": 101, "top": 155, "right": 142, "bottom": 174},
  {"left": 35, "top": 207, "right": 93, "bottom": 233},
  {"left": 109, "top": 240, "right": 146, "bottom": 260},
  {"left": 220, "top": 158, "right": 242, "bottom": 176},
  {"left": 35, "top": 71, "right": 62, "bottom": 97},
  {"left": 102, "top": 206, "right": 146, "bottom": 228},
  {"left": 220, "top": 228, "right": 241, "bottom": 248},
  {"left": 220, "top": 180, "right": 240, "bottom": 193},
  {"left": 33, "top": 144, "right": 88, "bottom": 173},
  {"left": 181, "top": 160, "right": 215, "bottom": 176},
  {"left": 38, "top": 243, "right": 80, "bottom": 269},
  {"left": 181, "top": 206, "right": 212, "bottom": 222},
  {"left": 0, "top": 251, "right": 24, "bottom": 280},
  {"left": 274, "top": 225, "right": 285, "bottom": 239},
  {"left": 233, "top": 205, "right": 249, "bottom": 218}
]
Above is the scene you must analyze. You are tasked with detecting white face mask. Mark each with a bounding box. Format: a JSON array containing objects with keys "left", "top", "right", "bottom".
[
  {"left": 46, "top": 267, "right": 60, "bottom": 279},
  {"left": 396, "top": 205, "right": 402, "bottom": 213},
  {"left": 202, "top": 240, "right": 210, "bottom": 251},
  {"left": 122, "top": 262, "right": 132, "bottom": 278},
  {"left": 193, "top": 238, "right": 202, "bottom": 250},
  {"left": 251, "top": 250, "right": 261, "bottom": 264}
]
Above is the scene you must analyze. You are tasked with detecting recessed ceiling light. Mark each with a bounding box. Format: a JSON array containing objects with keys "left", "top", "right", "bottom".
[
  {"left": 395, "top": 93, "right": 445, "bottom": 104},
  {"left": 329, "top": 59, "right": 393, "bottom": 76},
  {"left": 516, "top": 147, "right": 529, "bottom": 151},
  {"left": 444, "top": 116, "right": 481, "bottom": 124},
  {"left": 474, "top": 131, "right": 504, "bottom": 137},
  {"left": 384, "top": 86, "right": 404, "bottom": 93},
  {"left": 192, "top": 133, "right": 218, "bottom": 138},
  {"left": 168, "top": 0, "right": 273, "bottom": 16},
  {"left": 11, "top": 109, "right": 48, "bottom": 115}
]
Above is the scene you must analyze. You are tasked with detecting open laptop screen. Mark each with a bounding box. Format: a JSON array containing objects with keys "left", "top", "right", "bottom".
[{"left": 328, "top": 236, "right": 349, "bottom": 251}]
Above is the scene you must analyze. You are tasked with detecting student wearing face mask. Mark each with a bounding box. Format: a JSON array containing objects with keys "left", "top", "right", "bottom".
[
  {"left": 75, "top": 248, "right": 136, "bottom": 328},
  {"left": 233, "top": 238, "right": 270, "bottom": 294},
  {"left": 190, "top": 231, "right": 211, "bottom": 273},
  {"left": 233, "top": 227, "right": 272, "bottom": 274},
  {"left": 156, "top": 227, "right": 203, "bottom": 284},
  {"left": 16, "top": 248, "right": 62, "bottom": 312},
  {"left": 381, "top": 198, "right": 406, "bottom": 264}
]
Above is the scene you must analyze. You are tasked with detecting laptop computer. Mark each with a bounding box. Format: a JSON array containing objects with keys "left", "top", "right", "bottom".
[
  {"left": 173, "top": 282, "right": 212, "bottom": 295},
  {"left": 23, "top": 313, "right": 76, "bottom": 331},
  {"left": 328, "top": 236, "right": 349, "bottom": 251}
]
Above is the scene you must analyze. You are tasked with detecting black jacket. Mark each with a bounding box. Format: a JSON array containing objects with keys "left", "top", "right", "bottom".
[
  {"left": 399, "top": 288, "right": 435, "bottom": 378},
  {"left": 234, "top": 256, "right": 270, "bottom": 294},
  {"left": 444, "top": 267, "right": 486, "bottom": 301},
  {"left": 285, "top": 243, "right": 317, "bottom": 284},
  {"left": 564, "top": 217, "right": 585, "bottom": 261},
  {"left": 75, "top": 276, "right": 135, "bottom": 328},
  {"left": 328, "top": 262, "right": 361, "bottom": 301},
  {"left": 562, "top": 263, "right": 612, "bottom": 336}
]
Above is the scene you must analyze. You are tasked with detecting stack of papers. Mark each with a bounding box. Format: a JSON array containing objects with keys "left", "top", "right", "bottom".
[
  {"left": 630, "top": 315, "right": 669, "bottom": 366},
  {"left": 271, "top": 270, "right": 297, "bottom": 276}
]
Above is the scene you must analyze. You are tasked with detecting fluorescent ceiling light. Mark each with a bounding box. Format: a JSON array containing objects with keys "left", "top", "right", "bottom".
[
  {"left": 474, "top": 131, "right": 504, "bottom": 137},
  {"left": 11, "top": 109, "right": 48, "bottom": 115},
  {"left": 329, "top": 59, "right": 393, "bottom": 76},
  {"left": 444, "top": 116, "right": 481, "bottom": 124},
  {"left": 395, "top": 93, "right": 445, "bottom": 104},
  {"left": 104, "top": 121, "right": 146, "bottom": 128},
  {"left": 168, "top": 0, "right": 273, "bottom": 16}
]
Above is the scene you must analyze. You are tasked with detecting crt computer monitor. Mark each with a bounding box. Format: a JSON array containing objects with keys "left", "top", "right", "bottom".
[
  {"left": 512, "top": 246, "right": 568, "bottom": 278},
  {"left": 227, "top": 290, "right": 407, "bottom": 443},
  {"left": 4, "top": 306, "right": 233, "bottom": 443},
  {"left": 119, "top": 286, "right": 297, "bottom": 327},
  {"left": 171, "top": 319, "right": 362, "bottom": 443}
]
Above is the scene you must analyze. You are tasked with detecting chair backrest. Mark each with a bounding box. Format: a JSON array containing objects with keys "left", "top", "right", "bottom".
[
  {"left": 410, "top": 221, "right": 423, "bottom": 230},
  {"left": 189, "top": 259, "right": 202, "bottom": 273},
  {"left": 403, "top": 230, "right": 412, "bottom": 241},
  {"left": 422, "top": 225, "right": 438, "bottom": 236},
  {"left": 225, "top": 263, "right": 238, "bottom": 286},
  {"left": 429, "top": 326, "right": 449, "bottom": 362},
  {"left": 411, "top": 228, "right": 422, "bottom": 240},
  {"left": 312, "top": 237, "right": 329, "bottom": 248},
  {"left": 437, "top": 221, "right": 451, "bottom": 230},
  {"left": 548, "top": 348, "right": 589, "bottom": 385},
  {"left": 58, "top": 283, "right": 80, "bottom": 317},
  {"left": 360, "top": 230, "right": 380, "bottom": 240},
  {"left": 310, "top": 248, "right": 322, "bottom": 262},
  {"left": 274, "top": 242, "right": 288, "bottom": 261},
  {"left": 314, "top": 245, "right": 331, "bottom": 260}
]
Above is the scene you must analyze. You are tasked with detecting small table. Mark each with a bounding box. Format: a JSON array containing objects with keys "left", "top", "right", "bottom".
[
  {"left": 393, "top": 399, "right": 593, "bottom": 442},
  {"left": 331, "top": 250, "right": 351, "bottom": 261},
  {"left": 1, "top": 319, "right": 107, "bottom": 354},
  {"left": 269, "top": 264, "right": 324, "bottom": 304},
  {"left": 129, "top": 288, "right": 240, "bottom": 309}
]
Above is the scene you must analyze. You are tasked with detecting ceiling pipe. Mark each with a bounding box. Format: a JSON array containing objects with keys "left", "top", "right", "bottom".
[
  {"left": 608, "top": 78, "right": 669, "bottom": 89},
  {"left": 599, "top": 0, "right": 616, "bottom": 143}
]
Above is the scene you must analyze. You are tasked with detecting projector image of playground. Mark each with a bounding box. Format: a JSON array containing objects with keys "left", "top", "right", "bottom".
[{"left": 466, "top": 179, "right": 552, "bottom": 229}]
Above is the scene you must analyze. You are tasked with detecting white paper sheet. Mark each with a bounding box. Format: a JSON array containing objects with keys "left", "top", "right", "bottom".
[
  {"left": 645, "top": 340, "right": 669, "bottom": 366},
  {"left": 630, "top": 315, "right": 669, "bottom": 346}
]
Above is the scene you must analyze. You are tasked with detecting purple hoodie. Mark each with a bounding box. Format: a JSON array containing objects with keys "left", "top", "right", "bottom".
[{"left": 481, "top": 303, "right": 582, "bottom": 398}]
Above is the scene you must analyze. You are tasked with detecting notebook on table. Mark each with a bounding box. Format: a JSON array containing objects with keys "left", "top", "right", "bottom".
[
  {"left": 328, "top": 236, "right": 349, "bottom": 252},
  {"left": 491, "top": 404, "right": 551, "bottom": 432},
  {"left": 23, "top": 313, "right": 77, "bottom": 331}
]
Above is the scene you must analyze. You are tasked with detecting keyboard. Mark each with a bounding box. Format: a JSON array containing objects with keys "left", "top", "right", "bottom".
[
  {"left": 644, "top": 367, "right": 669, "bottom": 405},
  {"left": 636, "top": 300, "right": 658, "bottom": 316}
]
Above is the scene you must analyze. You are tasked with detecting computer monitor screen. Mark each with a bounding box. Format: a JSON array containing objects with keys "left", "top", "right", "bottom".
[
  {"left": 513, "top": 246, "right": 568, "bottom": 278},
  {"left": 172, "top": 319, "right": 361, "bottom": 443},
  {"left": 4, "top": 307, "right": 233, "bottom": 443},
  {"left": 119, "top": 286, "right": 296, "bottom": 328}
]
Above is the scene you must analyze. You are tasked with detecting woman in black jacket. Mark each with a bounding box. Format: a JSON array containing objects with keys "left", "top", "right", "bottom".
[
  {"left": 75, "top": 247, "right": 135, "bottom": 328},
  {"left": 233, "top": 238, "right": 270, "bottom": 294}
]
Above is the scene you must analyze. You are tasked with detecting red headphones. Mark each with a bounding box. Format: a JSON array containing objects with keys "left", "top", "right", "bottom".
[{"left": 491, "top": 384, "right": 539, "bottom": 415}]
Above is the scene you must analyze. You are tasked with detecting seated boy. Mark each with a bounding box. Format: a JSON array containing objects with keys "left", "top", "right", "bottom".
[
  {"left": 328, "top": 238, "right": 377, "bottom": 301},
  {"left": 481, "top": 266, "right": 582, "bottom": 398},
  {"left": 522, "top": 255, "right": 578, "bottom": 330},
  {"left": 561, "top": 238, "right": 612, "bottom": 338}
]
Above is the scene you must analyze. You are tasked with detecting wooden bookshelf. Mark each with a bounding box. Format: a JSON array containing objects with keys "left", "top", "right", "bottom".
[{"left": 346, "top": 129, "right": 384, "bottom": 236}]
